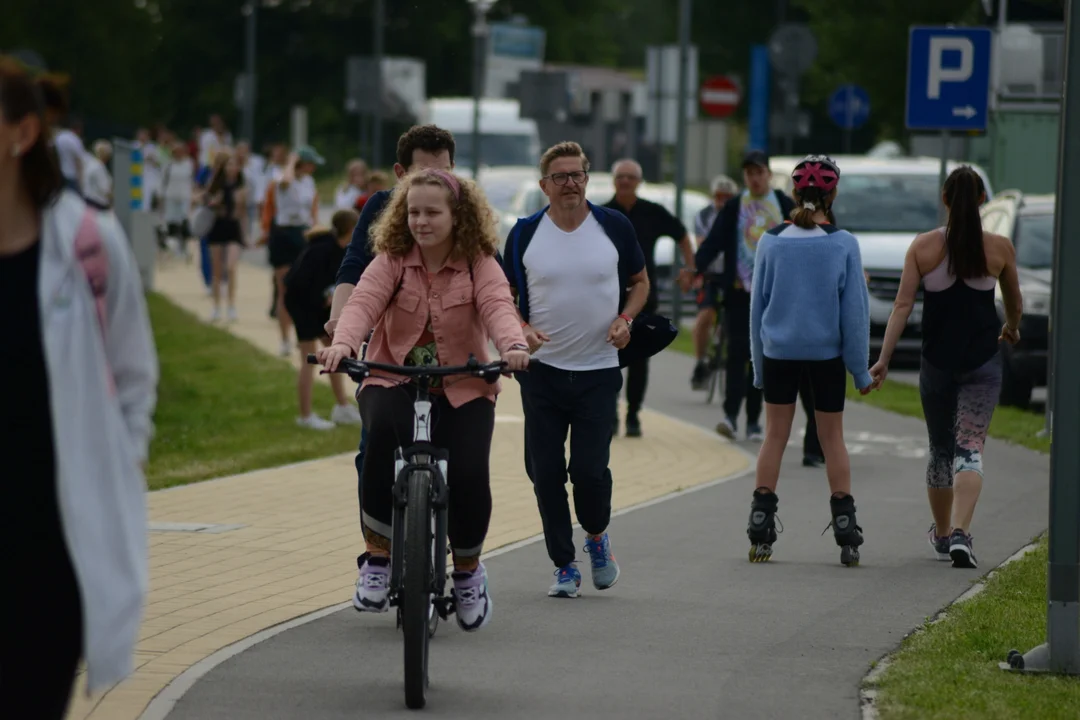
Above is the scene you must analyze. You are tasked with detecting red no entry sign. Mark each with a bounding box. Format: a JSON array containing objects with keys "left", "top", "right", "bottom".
[{"left": 700, "top": 75, "right": 740, "bottom": 118}]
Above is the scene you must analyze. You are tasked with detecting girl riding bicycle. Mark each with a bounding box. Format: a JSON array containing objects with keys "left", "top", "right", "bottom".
[{"left": 317, "top": 169, "right": 529, "bottom": 632}]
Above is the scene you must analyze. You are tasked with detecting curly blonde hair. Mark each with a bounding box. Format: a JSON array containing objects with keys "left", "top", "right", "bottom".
[{"left": 368, "top": 170, "right": 500, "bottom": 262}]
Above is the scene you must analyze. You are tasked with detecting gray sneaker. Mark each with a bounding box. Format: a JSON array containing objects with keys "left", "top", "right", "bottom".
[
  {"left": 548, "top": 564, "right": 582, "bottom": 598},
  {"left": 583, "top": 533, "right": 620, "bottom": 590},
  {"left": 948, "top": 529, "right": 978, "bottom": 569},
  {"left": 451, "top": 563, "right": 493, "bottom": 632},
  {"left": 927, "top": 524, "right": 950, "bottom": 561},
  {"left": 716, "top": 416, "right": 737, "bottom": 439}
]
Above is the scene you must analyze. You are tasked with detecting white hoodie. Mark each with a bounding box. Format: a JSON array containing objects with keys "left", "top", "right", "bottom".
[{"left": 39, "top": 190, "right": 159, "bottom": 691}]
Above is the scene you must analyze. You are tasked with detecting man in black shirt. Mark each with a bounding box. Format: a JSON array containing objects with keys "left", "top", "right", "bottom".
[{"left": 604, "top": 159, "right": 696, "bottom": 437}]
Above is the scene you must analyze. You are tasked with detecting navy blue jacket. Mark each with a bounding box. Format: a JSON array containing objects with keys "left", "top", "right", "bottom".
[
  {"left": 335, "top": 189, "right": 392, "bottom": 286},
  {"left": 502, "top": 201, "right": 646, "bottom": 324},
  {"left": 694, "top": 189, "right": 795, "bottom": 295}
]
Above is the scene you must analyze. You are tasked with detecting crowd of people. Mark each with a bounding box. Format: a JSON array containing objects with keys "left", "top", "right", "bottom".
[{"left": 0, "top": 54, "right": 1026, "bottom": 717}]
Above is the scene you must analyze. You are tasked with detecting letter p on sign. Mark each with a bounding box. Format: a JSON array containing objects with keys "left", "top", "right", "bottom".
[{"left": 928, "top": 36, "right": 974, "bottom": 99}]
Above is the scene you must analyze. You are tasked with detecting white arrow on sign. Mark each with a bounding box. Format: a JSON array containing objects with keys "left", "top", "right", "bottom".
[
  {"left": 952, "top": 105, "right": 977, "bottom": 119},
  {"left": 700, "top": 89, "right": 740, "bottom": 106}
]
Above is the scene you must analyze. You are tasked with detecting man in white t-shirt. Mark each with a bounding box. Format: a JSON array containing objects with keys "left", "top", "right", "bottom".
[
  {"left": 198, "top": 114, "right": 233, "bottom": 169},
  {"left": 81, "top": 140, "right": 113, "bottom": 209},
  {"left": 502, "top": 141, "right": 649, "bottom": 600}
]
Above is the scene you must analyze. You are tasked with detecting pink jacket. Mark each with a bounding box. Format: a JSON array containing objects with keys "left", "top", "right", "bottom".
[{"left": 333, "top": 245, "right": 527, "bottom": 407}]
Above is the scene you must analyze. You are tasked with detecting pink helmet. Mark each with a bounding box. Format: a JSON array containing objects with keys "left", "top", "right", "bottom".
[{"left": 791, "top": 155, "right": 840, "bottom": 193}]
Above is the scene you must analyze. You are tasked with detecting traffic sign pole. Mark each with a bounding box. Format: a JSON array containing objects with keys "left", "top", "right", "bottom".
[
  {"left": 937, "top": 131, "right": 949, "bottom": 225},
  {"left": 1004, "top": 0, "right": 1080, "bottom": 678},
  {"left": 673, "top": 0, "right": 692, "bottom": 330}
]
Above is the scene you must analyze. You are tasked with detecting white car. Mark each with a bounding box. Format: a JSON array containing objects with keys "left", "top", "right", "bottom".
[
  {"left": 499, "top": 173, "right": 710, "bottom": 277},
  {"left": 768, "top": 155, "right": 995, "bottom": 355}
]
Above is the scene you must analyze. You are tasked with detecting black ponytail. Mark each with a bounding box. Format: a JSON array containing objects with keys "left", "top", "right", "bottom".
[{"left": 942, "top": 166, "right": 988, "bottom": 279}]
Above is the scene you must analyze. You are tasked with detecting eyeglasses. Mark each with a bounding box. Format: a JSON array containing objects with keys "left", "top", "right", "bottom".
[{"left": 543, "top": 171, "right": 588, "bottom": 186}]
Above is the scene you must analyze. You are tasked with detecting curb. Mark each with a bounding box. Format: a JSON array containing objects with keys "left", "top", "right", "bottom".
[{"left": 858, "top": 537, "right": 1043, "bottom": 720}]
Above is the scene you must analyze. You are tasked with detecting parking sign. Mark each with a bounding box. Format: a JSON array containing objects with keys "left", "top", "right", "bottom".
[{"left": 905, "top": 27, "right": 992, "bottom": 132}]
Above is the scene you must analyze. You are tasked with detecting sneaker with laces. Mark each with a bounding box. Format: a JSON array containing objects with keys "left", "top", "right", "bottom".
[
  {"left": 451, "top": 563, "right": 492, "bottom": 632},
  {"left": 547, "top": 563, "right": 582, "bottom": 598},
  {"left": 949, "top": 529, "right": 978, "bottom": 568},
  {"left": 330, "top": 404, "right": 363, "bottom": 425},
  {"left": 353, "top": 554, "right": 391, "bottom": 612},
  {"left": 583, "top": 533, "right": 620, "bottom": 590},
  {"left": 746, "top": 423, "right": 764, "bottom": 442},
  {"left": 927, "top": 524, "right": 951, "bottom": 561},
  {"left": 297, "top": 414, "right": 335, "bottom": 430}
]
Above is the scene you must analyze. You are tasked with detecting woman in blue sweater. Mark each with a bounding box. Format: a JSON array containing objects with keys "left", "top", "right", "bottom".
[{"left": 747, "top": 155, "right": 873, "bottom": 567}]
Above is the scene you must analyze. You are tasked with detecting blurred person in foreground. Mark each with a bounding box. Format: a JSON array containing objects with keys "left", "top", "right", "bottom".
[{"left": 0, "top": 56, "right": 158, "bottom": 718}]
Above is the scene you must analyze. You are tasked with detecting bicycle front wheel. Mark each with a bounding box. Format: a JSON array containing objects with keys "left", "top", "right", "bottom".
[{"left": 403, "top": 469, "right": 434, "bottom": 710}]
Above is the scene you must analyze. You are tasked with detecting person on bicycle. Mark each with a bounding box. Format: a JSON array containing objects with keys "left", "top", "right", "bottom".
[
  {"left": 316, "top": 169, "right": 529, "bottom": 632},
  {"left": 689, "top": 174, "right": 738, "bottom": 390},
  {"left": 747, "top": 154, "right": 873, "bottom": 566}
]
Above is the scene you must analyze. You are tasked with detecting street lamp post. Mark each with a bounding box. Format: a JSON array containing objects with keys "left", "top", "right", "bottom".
[
  {"left": 468, "top": 0, "right": 497, "bottom": 178},
  {"left": 242, "top": 2, "right": 257, "bottom": 146},
  {"left": 372, "top": 0, "right": 385, "bottom": 169},
  {"left": 1003, "top": 0, "right": 1080, "bottom": 678},
  {"left": 673, "top": 0, "right": 692, "bottom": 330}
]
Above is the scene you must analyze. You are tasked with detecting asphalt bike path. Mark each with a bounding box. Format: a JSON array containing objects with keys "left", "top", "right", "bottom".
[{"left": 165, "top": 351, "right": 1049, "bottom": 720}]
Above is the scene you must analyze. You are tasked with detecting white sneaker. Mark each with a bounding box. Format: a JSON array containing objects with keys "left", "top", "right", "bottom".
[
  {"left": 330, "top": 404, "right": 362, "bottom": 425},
  {"left": 226, "top": 306, "right": 238, "bottom": 323},
  {"left": 296, "top": 414, "right": 335, "bottom": 430},
  {"left": 279, "top": 340, "right": 291, "bottom": 357},
  {"left": 209, "top": 307, "right": 222, "bottom": 323}
]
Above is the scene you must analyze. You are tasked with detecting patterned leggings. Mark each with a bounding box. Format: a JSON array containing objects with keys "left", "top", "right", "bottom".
[{"left": 919, "top": 355, "right": 1002, "bottom": 489}]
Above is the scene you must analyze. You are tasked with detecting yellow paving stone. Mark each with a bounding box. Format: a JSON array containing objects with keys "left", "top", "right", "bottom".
[{"left": 62, "top": 259, "right": 749, "bottom": 720}]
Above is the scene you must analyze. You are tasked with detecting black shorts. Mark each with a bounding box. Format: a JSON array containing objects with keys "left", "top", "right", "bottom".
[
  {"left": 269, "top": 225, "right": 306, "bottom": 268},
  {"left": 695, "top": 278, "right": 723, "bottom": 311},
  {"left": 762, "top": 356, "right": 847, "bottom": 413},
  {"left": 285, "top": 298, "right": 329, "bottom": 343}
]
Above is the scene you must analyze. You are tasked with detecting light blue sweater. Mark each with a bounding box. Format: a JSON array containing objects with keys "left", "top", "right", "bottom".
[{"left": 749, "top": 223, "right": 873, "bottom": 390}]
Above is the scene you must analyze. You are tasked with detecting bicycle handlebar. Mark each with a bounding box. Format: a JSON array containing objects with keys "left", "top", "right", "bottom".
[{"left": 306, "top": 353, "right": 508, "bottom": 385}]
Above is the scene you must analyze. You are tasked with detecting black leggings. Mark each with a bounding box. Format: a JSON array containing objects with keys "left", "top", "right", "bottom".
[{"left": 358, "top": 385, "right": 495, "bottom": 558}]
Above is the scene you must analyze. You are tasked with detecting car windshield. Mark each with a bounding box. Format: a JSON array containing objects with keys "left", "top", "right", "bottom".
[
  {"left": 1014, "top": 212, "right": 1054, "bottom": 269},
  {"left": 831, "top": 173, "right": 943, "bottom": 232},
  {"left": 453, "top": 134, "right": 536, "bottom": 169}
]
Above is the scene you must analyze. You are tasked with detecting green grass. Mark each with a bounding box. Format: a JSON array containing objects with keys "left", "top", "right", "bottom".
[
  {"left": 870, "top": 536, "right": 1080, "bottom": 720},
  {"left": 668, "top": 329, "right": 1051, "bottom": 454},
  {"left": 145, "top": 293, "right": 359, "bottom": 490}
]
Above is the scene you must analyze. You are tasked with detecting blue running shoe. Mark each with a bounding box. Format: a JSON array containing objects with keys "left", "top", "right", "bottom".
[
  {"left": 583, "top": 533, "right": 620, "bottom": 590},
  {"left": 547, "top": 563, "right": 582, "bottom": 598}
]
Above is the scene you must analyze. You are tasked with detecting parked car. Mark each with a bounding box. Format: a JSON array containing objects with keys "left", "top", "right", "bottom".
[
  {"left": 498, "top": 173, "right": 710, "bottom": 282},
  {"left": 768, "top": 155, "right": 995, "bottom": 358},
  {"left": 980, "top": 190, "right": 1054, "bottom": 408}
]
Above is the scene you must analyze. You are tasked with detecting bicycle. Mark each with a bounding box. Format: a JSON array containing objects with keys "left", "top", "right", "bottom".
[
  {"left": 704, "top": 315, "right": 727, "bottom": 405},
  {"left": 307, "top": 352, "right": 507, "bottom": 710}
]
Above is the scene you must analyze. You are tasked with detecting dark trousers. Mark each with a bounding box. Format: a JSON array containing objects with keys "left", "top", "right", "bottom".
[
  {"left": 357, "top": 386, "right": 494, "bottom": 557},
  {"left": 622, "top": 290, "right": 657, "bottom": 418},
  {"left": 519, "top": 362, "right": 622, "bottom": 568},
  {"left": 723, "top": 290, "right": 763, "bottom": 425}
]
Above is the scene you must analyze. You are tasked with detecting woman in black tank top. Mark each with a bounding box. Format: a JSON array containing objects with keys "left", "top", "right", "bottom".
[
  {"left": 204, "top": 152, "right": 248, "bottom": 322},
  {"left": 865, "top": 167, "right": 1023, "bottom": 570}
]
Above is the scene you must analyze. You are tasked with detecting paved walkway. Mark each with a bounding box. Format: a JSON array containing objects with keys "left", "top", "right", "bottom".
[
  {"left": 166, "top": 351, "right": 1052, "bottom": 720},
  {"left": 63, "top": 259, "right": 749, "bottom": 719}
]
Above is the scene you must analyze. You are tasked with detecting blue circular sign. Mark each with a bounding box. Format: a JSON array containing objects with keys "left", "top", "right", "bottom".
[{"left": 828, "top": 84, "right": 870, "bottom": 130}]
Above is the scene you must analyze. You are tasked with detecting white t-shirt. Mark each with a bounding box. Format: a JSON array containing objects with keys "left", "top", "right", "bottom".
[
  {"left": 53, "top": 129, "right": 85, "bottom": 183},
  {"left": 81, "top": 153, "right": 112, "bottom": 207},
  {"left": 335, "top": 184, "right": 363, "bottom": 210},
  {"left": 198, "top": 129, "right": 233, "bottom": 168},
  {"left": 162, "top": 158, "right": 194, "bottom": 201},
  {"left": 523, "top": 213, "right": 621, "bottom": 371},
  {"left": 274, "top": 175, "right": 317, "bottom": 227}
]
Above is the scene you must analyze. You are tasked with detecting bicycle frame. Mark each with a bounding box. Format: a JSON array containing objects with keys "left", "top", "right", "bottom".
[{"left": 387, "top": 376, "right": 454, "bottom": 620}]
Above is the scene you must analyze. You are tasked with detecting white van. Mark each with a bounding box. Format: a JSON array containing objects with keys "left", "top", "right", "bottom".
[
  {"left": 422, "top": 97, "right": 541, "bottom": 173},
  {"left": 768, "top": 155, "right": 994, "bottom": 356}
]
